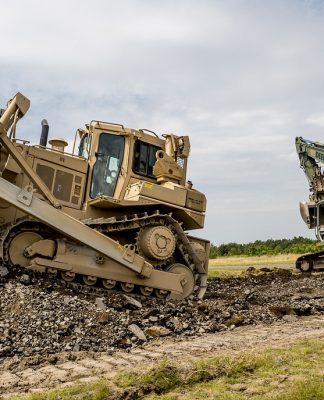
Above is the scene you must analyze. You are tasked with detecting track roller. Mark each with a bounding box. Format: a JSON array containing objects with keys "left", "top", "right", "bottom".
[
  {"left": 102, "top": 278, "right": 116, "bottom": 289},
  {"left": 83, "top": 275, "right": 97, "bottom": 286},
  {"left": 121, "top": 282, "right": 135, "bottom": 292},
  {"left": 154, "top": 289, "right": 168, "bottom": 298},
  {"left": 61, "top": 271, "right": 76, "bottom": 282},
  {"left": 140, "top": 286, "right": 154, "bottom": 296}
]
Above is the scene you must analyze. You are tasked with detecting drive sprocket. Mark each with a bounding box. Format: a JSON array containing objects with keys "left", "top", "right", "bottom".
[{"left": 136, "top": 225, "right": 176, "bottom": 266}]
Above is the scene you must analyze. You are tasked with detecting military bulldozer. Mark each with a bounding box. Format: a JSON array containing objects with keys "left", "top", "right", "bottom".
[
  {"left": 0, "top": 93, "right": 209, "bottom": 299},
  {"left": 295, "top": 136, "right": 324, "bottom": 272}
]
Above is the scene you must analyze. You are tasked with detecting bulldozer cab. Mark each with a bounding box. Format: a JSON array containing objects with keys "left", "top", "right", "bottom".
[{"left": 76, "top": 122, "right": 187, "bottom": 203}]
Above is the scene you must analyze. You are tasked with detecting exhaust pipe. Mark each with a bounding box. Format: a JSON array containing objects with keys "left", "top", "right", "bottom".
[{"left": 40, "top": 119, "right": 49, "bottom": 147}]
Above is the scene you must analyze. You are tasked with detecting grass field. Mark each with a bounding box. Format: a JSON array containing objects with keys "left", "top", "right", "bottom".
[
  {"left": 209, "top": 254, "right": 299, "bottom": 267},
  {"left": 208, "top": 267, "right": 250, "bottom": 277},
  {"left": 12, "top": 339, "right": 324, "bottom": 400},
  {"left": 207, "top": 254, "right": 299, "bottom": 277}
]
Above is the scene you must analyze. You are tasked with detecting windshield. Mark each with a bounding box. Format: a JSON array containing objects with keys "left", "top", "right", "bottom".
[{"left": 90, "top": 133, "right": 124, "bottom": 198}]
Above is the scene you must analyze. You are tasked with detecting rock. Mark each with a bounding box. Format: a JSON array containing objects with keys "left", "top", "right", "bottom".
[
  {"left": 128, "top": 324, "right": 147, "bottom": 341},
  {"left": 149, "top": 316, "right": 158, "bottom": 322},
  {"left": 197, "top": 302, "right": 209, "bottom": 312},
  {"left": 144, "top": 326, "right": 171, "bottom": 337},
  {"left": 170, "top": 317, "right": 182, "bottom": 330},
  {"left": 282, "top": 315, "right": 298, "bottom": 322},
  {"left": 95, "top": 297, "right": 106, "bottom": 311},
  {"left": 20, "top": 274, "right": 31, "bottom": 285},
  {"left": 0, "top": 266, "right": 9, "bottom": 277},
  {"left": 292, "top": 290, "right": 324, "bottom": 301},
  {"left": 269, "top": 306, "right": 294, "bottom": 317},
  {"left": 123, "top": 295, "right": 142, "bottom": 309},
  {"left": 225, "top": 315, "right": 244, "bottom": 327},
  {"left": 97, "top": 312, "right": 111, "bottom": 323}
]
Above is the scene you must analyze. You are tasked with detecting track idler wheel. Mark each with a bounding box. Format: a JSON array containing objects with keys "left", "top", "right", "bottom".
[
  {"left": 167, "top": 263, "right": 195, "bottom": 299},
  {"left": 8, "top": 231, "right": 43, "bottom": 267},
  {"left": 299, "top": 260, "right": 313, "bottom": 272}
]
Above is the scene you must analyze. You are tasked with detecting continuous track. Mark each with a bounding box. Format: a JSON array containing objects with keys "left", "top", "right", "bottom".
[{"left": 1, "top": 211, "right": 207, "bottom": 299}]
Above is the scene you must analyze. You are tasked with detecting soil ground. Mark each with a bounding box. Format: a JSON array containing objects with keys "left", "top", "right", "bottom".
[
  {"left": 0, "top": 264, "right": 323, "bottom": 399},
  {"left": 1, "top": 315, "right": 324, "bottom": 398}
]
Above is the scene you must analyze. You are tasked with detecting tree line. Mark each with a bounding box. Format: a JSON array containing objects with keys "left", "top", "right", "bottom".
[{"left": 209, "top": 237, "right": 320, "bottom": 258}]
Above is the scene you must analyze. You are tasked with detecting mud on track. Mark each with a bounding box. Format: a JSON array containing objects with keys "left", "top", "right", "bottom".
[{"left": 0, "top": 268, "right": 323, "bottom": 397}]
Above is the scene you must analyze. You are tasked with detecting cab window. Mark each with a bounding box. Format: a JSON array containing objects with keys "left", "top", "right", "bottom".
[
  {"left": 133, "top": 140, "right": 161, "bottom": 178},
  {"left": 91, "top": 133, "right": 124, "bottom": 198}
]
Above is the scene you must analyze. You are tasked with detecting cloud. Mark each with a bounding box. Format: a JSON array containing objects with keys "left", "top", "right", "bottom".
[
  {"left": 305, "top": 113, "right": 324, "bottom": 126},
  {"left": 1, "top": 0, "right": 323, "bottom": 243}
]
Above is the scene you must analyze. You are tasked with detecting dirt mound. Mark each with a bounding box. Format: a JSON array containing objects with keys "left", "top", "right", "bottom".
[{"left": 0, "top": 268, "right": 323, "bottom": 362}]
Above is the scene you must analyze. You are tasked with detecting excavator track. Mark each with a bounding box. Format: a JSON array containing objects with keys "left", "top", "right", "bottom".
[
  {"left": 296, "top": 250, "right": 324, "bottom": 272},
  {"left": 1, "top": 211, "right": 208, "bottom": 299}
]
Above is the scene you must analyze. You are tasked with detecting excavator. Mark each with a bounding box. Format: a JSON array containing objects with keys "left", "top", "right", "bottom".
[
  {"left": 0, "top": 93, "right": 209, "bottom": 299},
  {"left": 295, "top": 136, "right": 324, "bottom": 272}
]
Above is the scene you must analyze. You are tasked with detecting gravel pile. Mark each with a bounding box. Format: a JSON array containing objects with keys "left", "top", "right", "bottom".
[{"left": 0, "top": 267, "right": 323, "bottom": 360}]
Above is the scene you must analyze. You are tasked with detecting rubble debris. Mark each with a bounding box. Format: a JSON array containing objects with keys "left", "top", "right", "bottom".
[{"left": 0, "top": 268, "right": 323, "bottom": 361}]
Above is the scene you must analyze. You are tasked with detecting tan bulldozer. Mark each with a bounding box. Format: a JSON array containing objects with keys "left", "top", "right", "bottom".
[{"left": 0, "top": 93, "right": 209, "bottom": 299}]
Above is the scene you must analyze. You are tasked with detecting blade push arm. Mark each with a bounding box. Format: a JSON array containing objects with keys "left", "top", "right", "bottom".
[{"left": 0, "top": 93, "right": 61, "bottom": 208}]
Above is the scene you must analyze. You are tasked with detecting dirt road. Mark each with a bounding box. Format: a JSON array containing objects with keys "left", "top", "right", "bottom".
[{"left": 1, "top": 314, "right": 324, "bottom": 398}]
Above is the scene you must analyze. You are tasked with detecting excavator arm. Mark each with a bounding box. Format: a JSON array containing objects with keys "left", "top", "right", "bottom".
[{"left": 295, "top": 136, "right": 324, "bottom": 201}]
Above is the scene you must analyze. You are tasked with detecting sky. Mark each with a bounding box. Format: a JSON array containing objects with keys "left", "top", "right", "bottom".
[{"left": 1, "top": 0, "right": 324, "bottom": 244}]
